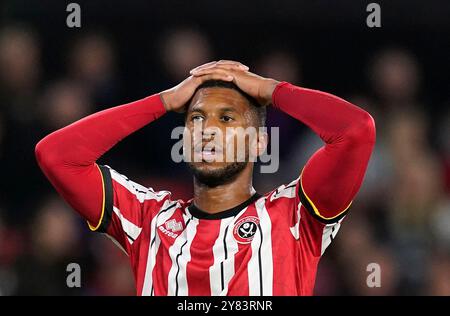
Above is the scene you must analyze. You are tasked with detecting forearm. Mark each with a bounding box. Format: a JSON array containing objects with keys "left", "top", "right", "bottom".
[
  {"left": 272, "top": 82, "right": 373, "bottom": 143},
  {"left": 272, "top": 82, "right": 376, "bottom": 217},
  {"left": 35, "top": 94, "right": 166, "bottom": 166},
  {"left": 35, "top": 94, "right": 166, "bottom": 224}
]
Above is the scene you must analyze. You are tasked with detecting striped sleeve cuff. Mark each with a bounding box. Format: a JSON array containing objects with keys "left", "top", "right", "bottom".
[
  {"left": 298, "top": 177, "right": 351, "bottom": 224},
  {"left": 87, "top": 164, "right": 113, "bottom": 233}
]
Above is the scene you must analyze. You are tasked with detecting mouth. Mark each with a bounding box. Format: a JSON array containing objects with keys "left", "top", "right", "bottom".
[
  {"left": 201, "top": 148, "right": 216, "bottom": 160},
  {"left": 193, "top": 145, "right": 223, "bottom": 162}
]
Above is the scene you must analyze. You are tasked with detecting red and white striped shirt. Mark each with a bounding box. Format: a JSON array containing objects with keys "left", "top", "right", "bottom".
[
  {"left": 35, "top": 82, "right": 375, "bottom": 296},
  {"left": 91, "top": 164, "right": 347, "bottom": 296}
]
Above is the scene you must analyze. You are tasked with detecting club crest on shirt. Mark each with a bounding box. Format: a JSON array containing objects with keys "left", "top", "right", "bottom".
[{"left": 233, "top": 216, "right": 260, "bottom": 244}]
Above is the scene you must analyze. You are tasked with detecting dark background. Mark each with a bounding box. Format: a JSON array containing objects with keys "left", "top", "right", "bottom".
[{"left": 0, "top": 0, "right": 449, "bottom": 295}]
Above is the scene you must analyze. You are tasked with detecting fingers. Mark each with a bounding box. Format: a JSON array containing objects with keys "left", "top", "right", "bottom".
[
  {"left": 193, "top": 66, "right": 234, "bottom": 77},
  {"left": 190, "top": 65, "right": 238, "bottom": 78},
  {"left": 191, "top": 72, "right": 234, "bottom": 85},
  {"left": 190, "top": 61, "right": 217, "bottom": 73},
  {"left": 190, "top": 60, "right": 248, "bottom": 75},
  {"left": 216, "top": 60, "right": 249, "bottom": 71}
]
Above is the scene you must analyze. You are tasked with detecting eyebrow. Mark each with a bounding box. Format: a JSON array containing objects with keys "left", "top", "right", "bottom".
[
  {"left": 189, "top": 107, "right": 205, "bottom": 115},
  {"left": 190, "top": 105, "right": 238, "bottom": 114},
  {"left": 219, "top": 107, "right": 238, "bottom": 113}
]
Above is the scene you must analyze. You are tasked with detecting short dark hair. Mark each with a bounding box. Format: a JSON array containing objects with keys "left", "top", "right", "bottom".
[{"left": 189, "top": 80, "right": 267, "bottom": 127}]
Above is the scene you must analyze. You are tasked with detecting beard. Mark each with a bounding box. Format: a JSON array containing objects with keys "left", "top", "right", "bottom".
[{"left": 187, "top": 161, "right": 248, "bottom": 187}]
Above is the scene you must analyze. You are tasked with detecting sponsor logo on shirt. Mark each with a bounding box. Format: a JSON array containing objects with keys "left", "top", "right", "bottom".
[
  {"left": 165, "top": 219, "right": 183, "bottom": 232},
  {"left": 158, "top": 219, "right": 183, "bottom": 239}
]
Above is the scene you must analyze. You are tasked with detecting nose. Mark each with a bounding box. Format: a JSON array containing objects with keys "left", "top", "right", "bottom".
[
  {"left": 202, "top": 127, "right": 216, "bottom": 137},
  {"left": 201, "top": 118, "right": 218, "bottom": 140}
]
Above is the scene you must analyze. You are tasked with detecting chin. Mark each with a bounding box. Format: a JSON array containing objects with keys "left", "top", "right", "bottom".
[
  {"left": 191, "top": 160, "right": 226, "bottom": 171},
  {"left": 187, "top": 161, "right": 248, "bottom": 187}
]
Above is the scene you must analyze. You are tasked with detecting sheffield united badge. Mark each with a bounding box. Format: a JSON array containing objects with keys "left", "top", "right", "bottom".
[{"left": 233, "top": 216, "right": 260, "bottom": 244}]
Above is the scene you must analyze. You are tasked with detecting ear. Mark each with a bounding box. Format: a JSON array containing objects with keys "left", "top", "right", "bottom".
[{"left": 248, "top": 127, "right": 268, "bottom": 161}]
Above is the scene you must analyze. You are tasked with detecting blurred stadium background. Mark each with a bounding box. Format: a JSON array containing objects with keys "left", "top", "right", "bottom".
[{"left": 0, "top": 0, "right": 449, "bottom": 295}]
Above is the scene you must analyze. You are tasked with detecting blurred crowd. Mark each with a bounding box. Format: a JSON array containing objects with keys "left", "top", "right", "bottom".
[{"left": 0, "top": 22, "right": 448, "bottom": 296}]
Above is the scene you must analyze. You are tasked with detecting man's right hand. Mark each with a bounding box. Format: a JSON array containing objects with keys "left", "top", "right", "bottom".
[{"left": 160, "top": 60, "right": 249, "bottom": 112}]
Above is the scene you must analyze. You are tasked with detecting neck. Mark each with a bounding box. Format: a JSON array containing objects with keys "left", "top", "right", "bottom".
[{"left": 193, "top": 165, "right": 255, "bottom": 214}]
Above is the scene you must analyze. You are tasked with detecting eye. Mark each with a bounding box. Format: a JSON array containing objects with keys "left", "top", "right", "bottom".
[
  {"left": 191, "top": 115, "right": 204, "bottom": 122},
  {"left": 221, "top": 115, "right": 234, "bottom": 122}
]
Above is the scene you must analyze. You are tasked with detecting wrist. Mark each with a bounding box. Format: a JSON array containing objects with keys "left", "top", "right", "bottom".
[
  {"left": 261, "top": 79, "right": 280, "bottom": 106},
  {"left": 270, "top": 81, "right": 291, "bottom": 109},
  {"left": 159, "top": 91, "right": 173, "bottom": 112}
]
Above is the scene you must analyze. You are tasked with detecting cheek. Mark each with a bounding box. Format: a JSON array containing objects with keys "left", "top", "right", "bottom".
[
  {"left": 223, "top": 129, "right": 238, "bottom": 154},
  {"left": 183, "top": 127, "right": 199, "bottom": 155},
  {"left": 223, "top": 130, "right": 251, "bottom": 161},
  {"left": 184, "top": 123, "right": 203, "bottom": 145},
  {"left": 224, "top": 131, "right": 235, "bottom": 149},
  {"left": 183, "top": 128, "right": 191, "bottom": 146}
]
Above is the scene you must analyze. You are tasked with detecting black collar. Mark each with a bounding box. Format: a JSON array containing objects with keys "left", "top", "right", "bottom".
[{"left": 188, "top": 193, "right": 262, "bottom": 220}]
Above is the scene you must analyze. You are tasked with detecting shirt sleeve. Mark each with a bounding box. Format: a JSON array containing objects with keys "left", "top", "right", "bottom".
[
  {"left": 267, "top": 176, "right": 343, "bottom": 257},
  {"left": 34, "top": 94, "right": 167, "bottom": 250},
  {"left": 272, "top": 82, "right": 376, "bottom": 221},
  {"left": 88, "top": 165, "right": 172, "bottom": 255},
  {"left": 295, "top": 176, "right": 347, "bottom": 257},
  {"left": 271, "top": 82, "right": 375, "bottom": 258}
]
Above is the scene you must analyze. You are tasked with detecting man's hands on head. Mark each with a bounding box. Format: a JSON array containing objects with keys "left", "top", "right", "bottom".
[
  {"left": 160, "top": 60, "right": 280, "bottom": 112},
  {"left": 190, "top": 60, "right": 280, "bottom": 106},
  {"left": 160, "top": 60, "right": 250, "bottom": 112}
]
